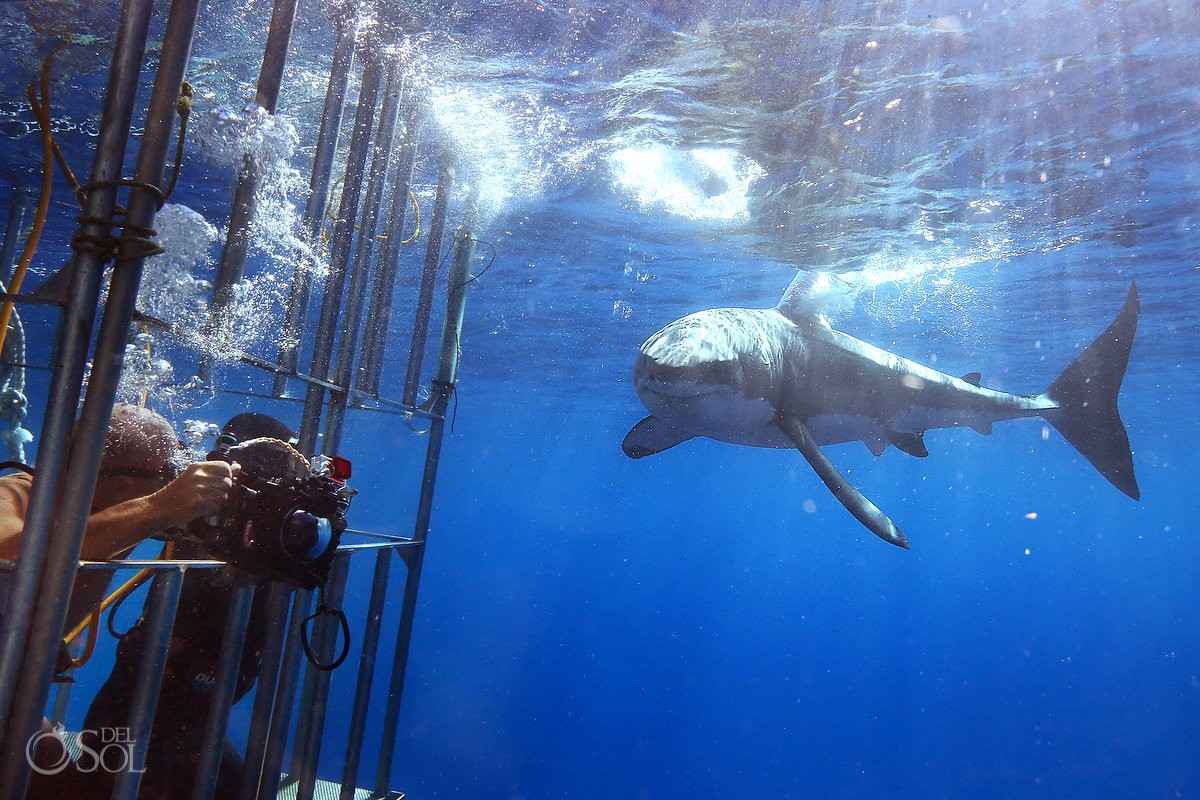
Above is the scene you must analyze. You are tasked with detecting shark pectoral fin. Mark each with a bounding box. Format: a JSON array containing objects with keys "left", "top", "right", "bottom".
[
  {"left": 776, "top": 413, "right": 910, "bottom": 549},
  {"left": 622, "top": 415, "right": 695, "bottom": 459}
]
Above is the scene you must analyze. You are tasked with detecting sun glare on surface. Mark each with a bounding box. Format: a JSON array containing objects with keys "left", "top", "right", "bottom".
[{"left": 610, "top": 144, "right": 764, "bottom": 222}]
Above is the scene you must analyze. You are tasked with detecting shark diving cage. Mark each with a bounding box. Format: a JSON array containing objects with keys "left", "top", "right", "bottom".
[{"left": 0, "top": 1, "right": 477, "bottom": 797}]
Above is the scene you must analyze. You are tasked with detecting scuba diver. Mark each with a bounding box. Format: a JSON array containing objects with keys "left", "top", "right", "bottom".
[{"left": 79, "top": 412, "right": 297, "bottom": 799}]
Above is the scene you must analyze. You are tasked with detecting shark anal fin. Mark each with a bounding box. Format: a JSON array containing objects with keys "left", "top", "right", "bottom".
[
  {"left": 865, "top": 432, "right": 928, "bottom": 458},
  {"left": 961, "top": 371, "right": 982, "bottom": 386},
  {"left": 889, "top": 431, "right": 928, "bottom": 458},
  {"left": 776, "top": 413, "right": 910, "bottom": 549},
  {"left": 622, "top": 415, "right": 695, "bottom": 459}
]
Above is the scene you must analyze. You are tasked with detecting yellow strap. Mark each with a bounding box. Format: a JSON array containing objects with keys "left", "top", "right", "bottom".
[{"left": 63, "top": 541, "right": 174, "bottom": 669}]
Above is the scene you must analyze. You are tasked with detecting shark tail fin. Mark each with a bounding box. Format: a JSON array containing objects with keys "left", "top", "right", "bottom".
[{"left": 1043, "top": 282, "right": 1140, "bottom": 500}]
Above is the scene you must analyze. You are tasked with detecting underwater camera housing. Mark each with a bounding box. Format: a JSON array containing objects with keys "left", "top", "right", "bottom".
[{"left": 193, "top": 436, "right": 356, "bottom": 589}]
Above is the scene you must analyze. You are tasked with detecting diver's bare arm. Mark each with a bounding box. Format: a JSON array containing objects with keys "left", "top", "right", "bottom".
[
  {"left": 0, "top": 476, "right": 32, "bottom": 561},
  {"left": 80, "top": 462, "right": 237, "bottom": 561}
]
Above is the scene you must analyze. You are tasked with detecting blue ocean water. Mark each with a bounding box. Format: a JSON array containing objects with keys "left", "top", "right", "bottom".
[{"left": 2, "top": 0, "right": 1199, "bottom": 798}]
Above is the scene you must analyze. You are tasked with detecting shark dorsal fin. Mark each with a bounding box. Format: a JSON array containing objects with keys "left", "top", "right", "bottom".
[
  {"left": 961, "top": 371, "right": 982, "bottom": 386},
  {"left": 777, "top": 270, "right": 852, "bottom": 325}
]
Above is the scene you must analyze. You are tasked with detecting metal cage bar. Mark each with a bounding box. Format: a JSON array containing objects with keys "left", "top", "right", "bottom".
[
  {"left": 111, "top": 567, "right": 185, "bottom": 800},
  {"left": 297, "top": 45, "right": 387, "bottom": 455},
  {"left": 322, "top": 58, "right": 406, "bottom": 453}
]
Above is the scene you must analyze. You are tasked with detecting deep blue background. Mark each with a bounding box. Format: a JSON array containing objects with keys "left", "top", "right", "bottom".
[{"left": 2, "top": 1, "right": 1199, "bottom": 798}]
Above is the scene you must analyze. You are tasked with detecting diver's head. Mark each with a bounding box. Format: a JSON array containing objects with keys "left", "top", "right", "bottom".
[
  {"left": 95, "top": 404, "right": 183, "bottom": 505},
  {"left": 213, "top": 412, "right": 294, "bottom": 453},
  {"left": 213, "top": 412, "right": 301, "bottom": 482}
]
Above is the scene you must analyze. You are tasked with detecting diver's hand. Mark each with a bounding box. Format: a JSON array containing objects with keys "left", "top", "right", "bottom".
[{"left": 150, "top": 460, "right": 242, "bottom": 526}]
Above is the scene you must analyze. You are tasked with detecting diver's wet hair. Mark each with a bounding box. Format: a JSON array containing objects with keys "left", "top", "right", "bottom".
[
  {"left": 220, "top": 412, "right": 294, "bottom": 445},
  {"left": 100, "top": 404, "right": 182, "bottom": 477}
]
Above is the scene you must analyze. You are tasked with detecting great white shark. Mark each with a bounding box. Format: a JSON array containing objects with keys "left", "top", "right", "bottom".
[{"left": 622, "top": 274, "right": 1140, "bottom": 548}]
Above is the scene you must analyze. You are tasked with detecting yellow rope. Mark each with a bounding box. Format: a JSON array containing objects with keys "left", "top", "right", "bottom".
[
  {"left": 136, "top": 323, "right": 151, "bottom": 408},
  {"left": 320, "top": 173, "right": 346, "bottom": 248},
  {"left": 64, "top": 541, "right": 175, "bottom": 668},
  {"left": 0, "top": 48, "right": 61, "bottom": 357},
  {"left": 399, "top": 190, "right": 421, "bottom": 245}
]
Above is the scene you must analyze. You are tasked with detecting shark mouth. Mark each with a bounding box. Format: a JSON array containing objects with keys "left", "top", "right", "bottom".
[{"left": 636, "top": 380, "right": 721, "bottom": 400}]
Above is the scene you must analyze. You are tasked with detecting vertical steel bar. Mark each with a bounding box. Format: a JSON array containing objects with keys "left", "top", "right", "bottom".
[
  {"left": 0, "top": 2, "right": 201, "bottom": 791},
  {"left": 274, "top": 6, "right": 359, "bottom": 396},
  {"left": 356, "top": 100, "right": 423, "bottom": 399},
  {"left": 0, "top": 181, "right": 27, "bottom": 286},
  {"left": 375, "top": 477, "right": 434, "bottom": 793},
  {"left": 204, "top": 0, "right": 299, "bottom": 381},
  {"left": 286, "top": 589, "right": 317, "bottom": 783},
  {"left": 0, "top": 0, "right": 153, "bottom": 748},
  {"left": 257, "top": 588, "right": 315, "bottom": 800},
  {"left": 338, "top": 549, "right": 392, "bottom": 800},
  {"left": 192, "top": 583, "right": 254, "bottom": 800},
  {"left": 204, "top": 172, "right": 260, "bottom": 354},
  {"left": 111, "top": 567, "right": 184, "bottom": 800},
  {"left": 210, "top": 0, "right": 298, "bottom": 280},
  {"left": 376, "top": 203, "right": 477, "bottom": 793},
  {"left": 254, "top": 0, "right": 299, "bottom": 113},
  {"left": 295, "top": 553, "right": 352, "bottom": 800},
  {"left": 48, "top": 679, "right": 71, "bottom": 727},
  {"left": 237, "top": 581, "right": 292, "bottom": 800},
  {"left": 322, "top": 60, "right": 403, "bottom": 452},
  {"left": 400, "top": 158, "right": 453, "bottom": 408},
  {"left": 433, "top": 198, "right": 478, "bottom": 390},
  {"left": 297, "top": 49, "right": 386, "bottom": 455}
]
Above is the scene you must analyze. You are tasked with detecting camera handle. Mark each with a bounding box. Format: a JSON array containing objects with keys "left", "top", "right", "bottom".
[{"left": 300, "top": 590, "right": 350, "bottom": 671}]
